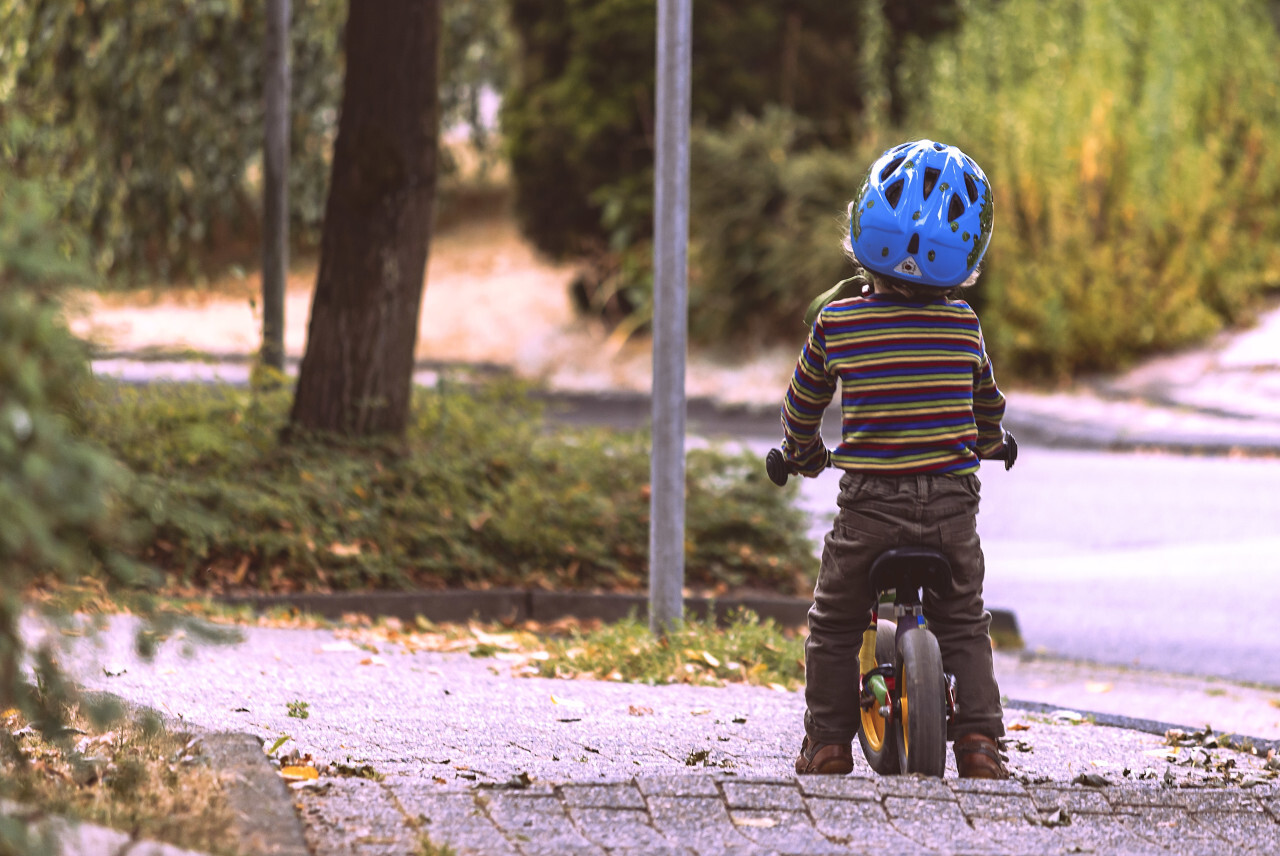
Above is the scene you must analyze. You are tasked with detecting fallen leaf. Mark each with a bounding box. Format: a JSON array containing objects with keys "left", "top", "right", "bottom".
[
  {"left": 734, "top": 817, "right": 778, "bottom": 828},
  {"left": 1070, "top": 772, "right": 1110, "bottom": 787},
  {"left": 768, "top": 683, "right": 789, "bottom": 693},
  {"left": 1054, "top": 710, "right": 1084, "bottom": 722},
  {"left": 359, "top": 656, "right": 388, "bottom": 667},
  {"left": 329, "top": 542, "right": 362, "bottom": 557},
  {"left": 551, "top": 694, "right": 584, "bottom": 710},
  {"left": 690, "top": 707, "right": 712, "bottom": 716},
  {"left": 279, "top": 765, "right": 319, "bottom": 782},
  {"left": 628, "top": 706, "right": 654, "bottom": 717},
  {"left": 1008, "top": 723, "right": 1031, "bottom": 731},
  {"left": 1085, "top": 682, "right": 1113, "bottom": 694},
  {"left": 701, "top": 651, "right": 721, "bottom": 668}
]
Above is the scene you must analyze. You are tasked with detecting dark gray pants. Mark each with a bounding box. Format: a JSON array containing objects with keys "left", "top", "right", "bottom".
[{"left": 803, "top": 470, "right": 1004, "bottom": 745}]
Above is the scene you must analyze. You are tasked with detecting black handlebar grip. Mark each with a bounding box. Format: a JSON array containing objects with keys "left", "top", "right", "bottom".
[
  {"left": 765, "top": 448, "right": 790, "bottom": 486},
  {"left": 1003, "top": 432, "right": 1018, "bottom": 471}
]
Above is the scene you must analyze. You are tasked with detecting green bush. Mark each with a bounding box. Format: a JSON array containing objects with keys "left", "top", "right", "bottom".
[
  {"left": 0, "top": 178, "right": 150, "bottom": 713},
  {"left": 687, "top": 110, "right": 886, "bottom": 342},
  {"left": 80, "top": 380, "right": 816, "bottom": 595},
  {"left": 502, "top": 0, "right": 905, "bottom": 259},
  {"left": 923, "top": 0, "right": 1280, "bottom": 378}
]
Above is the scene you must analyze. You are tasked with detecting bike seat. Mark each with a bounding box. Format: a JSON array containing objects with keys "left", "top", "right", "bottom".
[{"left": 868, "top": 546, "right": 953, "bottom": 595}]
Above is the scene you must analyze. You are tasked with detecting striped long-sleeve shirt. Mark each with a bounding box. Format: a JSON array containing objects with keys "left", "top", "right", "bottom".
[{"left": 781, "top": 293, "right": 1006, "bottom": 476}]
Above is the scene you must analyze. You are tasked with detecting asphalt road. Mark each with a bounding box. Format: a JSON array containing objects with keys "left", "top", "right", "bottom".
[{"left": 769, "top": 443, "right": 1280, "bottom": 687}]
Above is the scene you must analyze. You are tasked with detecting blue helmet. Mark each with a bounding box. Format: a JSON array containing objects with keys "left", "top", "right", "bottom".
[{"left": 850, "top": 140, "right": 994, "bottom": 289}]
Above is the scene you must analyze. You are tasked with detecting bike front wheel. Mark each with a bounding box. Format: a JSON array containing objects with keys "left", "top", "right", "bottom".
[
  {"left": 895, "top": 628, "right": 947, "bottom": 777},
  {"left": 856, "top": 619, "right": 900, "bottom": 774}
]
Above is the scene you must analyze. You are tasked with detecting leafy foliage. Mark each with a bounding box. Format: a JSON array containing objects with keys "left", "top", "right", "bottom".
[
  {"left": 79, "top": 379, "right": 815, "bottom": 595},
  {"left": 609, "top": 0, "right": 1280, "bottom": 377},
  {"left": 3, "top": 0, "right": 510, "bottom": 281},
  {"left": 501, "top": 0, "right": 902, "bottom": 258},
  {"left": 686, "top": 110, "right": 884, "bottom": 343},
  {"left": 924, "top": 0, "right": 1280, "bottom": 378},
  {"left": 0, "top": 173, "right": 150, "bottom": 715},
  {"left": 536, "top": 610, "right": 805, "bottom": 689}
]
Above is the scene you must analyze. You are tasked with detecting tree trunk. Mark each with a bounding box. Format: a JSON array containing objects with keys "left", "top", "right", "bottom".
[{"left": 289, "top": 0, "right": 441, "bottom": 437}]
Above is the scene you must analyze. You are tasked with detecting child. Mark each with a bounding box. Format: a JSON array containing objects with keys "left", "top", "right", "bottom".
[{"left": 781, "top": 140, "right": 1010, "bottom": 779}]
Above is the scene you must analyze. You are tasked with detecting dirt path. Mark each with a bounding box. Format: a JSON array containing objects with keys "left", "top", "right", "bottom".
[{"left": 67, "top": 214, "right": 801, "bottom": 407}]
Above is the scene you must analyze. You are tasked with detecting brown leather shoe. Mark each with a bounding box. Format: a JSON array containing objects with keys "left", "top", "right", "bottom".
[
  {"left": 953, "top": 733, "right": 1009, "bottom": 779},
  {"left": 794, "top": 736, "right": 853, "bottom": 775}
]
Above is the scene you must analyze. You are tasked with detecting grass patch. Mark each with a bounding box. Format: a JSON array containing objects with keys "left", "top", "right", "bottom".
[
  {"left": 0, "top": 706, "right": 237, "bottom": 855},
  {"left": 535, "top": 611, "right": 806, "bottom": 689},
  {"left": 76, "top": 378, "right": 815, "bottom": 597},
  {"left": 338, "top": 610, "right": 808, "bottom": 690}
]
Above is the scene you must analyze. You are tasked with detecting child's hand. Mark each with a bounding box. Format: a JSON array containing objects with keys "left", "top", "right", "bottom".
[{"left": 783, "top": 439, "right": 831, "bottom": 478}]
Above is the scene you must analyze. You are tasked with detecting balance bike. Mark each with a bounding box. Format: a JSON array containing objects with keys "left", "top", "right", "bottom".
[{"left": 765, "top": 436, "right": 1016, "bottom": 777}]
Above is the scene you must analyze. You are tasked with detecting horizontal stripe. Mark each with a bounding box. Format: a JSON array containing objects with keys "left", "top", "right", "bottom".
[{"left": 781, "top": 294, "right": 1005, "bottom": 476}]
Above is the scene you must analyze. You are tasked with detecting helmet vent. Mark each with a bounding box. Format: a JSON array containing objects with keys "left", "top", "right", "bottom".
[
  {"left": 933, "top": 142, "right": 946, "bottom": 151},
  {"left": 922, "top": 167, "right": 940, "bottom": 201},
  {"left": 885, "top": 179, "right": 905, "bottom": 209},
  {"left": 948, "top": 194, "right": 966, "bottom": 223},
  {"left": 907, "top": 234, "right": 920, "bottom": 254},
  {"left": 964, "top": 172, "right": 980, "bottom": 204},
  {"left": 880, "top": 156, "right": 907, "bottom": 182}
]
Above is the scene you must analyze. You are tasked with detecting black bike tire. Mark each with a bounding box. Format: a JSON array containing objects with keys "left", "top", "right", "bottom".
[
  {"left": 895, "top": 628, "right": 947, "bottom": 777},
  {"left": 856, "top": 620, "right": 901, "bottom": 775}
]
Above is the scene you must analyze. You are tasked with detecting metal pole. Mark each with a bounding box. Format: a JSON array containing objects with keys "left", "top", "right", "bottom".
[
  {"left": 262, "top": 0, "right": 291, "bottom": 373},
  {"left": 650, "top": 0, "right": 691, "bottom": 635}
]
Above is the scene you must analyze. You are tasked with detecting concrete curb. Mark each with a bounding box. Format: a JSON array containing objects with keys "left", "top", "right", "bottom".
[
  {"left": 216, "top": 587, "right": 1023, "bottom": 642},
  {"left": 1005, "top": 697, "right": 1280, "bottom": 757},
  {"left": 75, "top": 692, "right": 310, "bottom": 856},
  {"left": 199, "top": 732, "right": 311, "bottom": 856}
]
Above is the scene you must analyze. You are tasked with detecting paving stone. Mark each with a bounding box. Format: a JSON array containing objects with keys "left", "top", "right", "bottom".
[
  {"left": 1119, "top": 807, "right": 1216, "bottom": 852},
  {"left": 390, "top": 789, "right": 521, "bottom": 856},
  {"left": 636, "top": 775, "right": 723, "bottom": 798},
  {"left": 948, "top": 778, "right": 1030, "bottom": 797},
  {"left": 955, "top": 792, "right": 1038, "bottom": 822},
  {"left": 1177, "top": 789, "right": 1267, "bottom": 813},
  {"left": 876, "top": 776, "right": 957, "bottom": 801},
  {"left": 1104, "top": 785, "right": 1185, "bottom": 809},
  {"left": 726, "top": 810, "right": 848, "bottom": 854},
  {"left": 966, "top": 817, "right": 1074, "bottom": 855},
  {"left": 883, "top": 796, "right": 991, "bottom": 852},
  {"left": 299, "top": 779, "right": 420, "bottom": 856},
  {"left": 722, "top": 782, "right": 806, "bottom": 812},
  {"left": 1192, "top": 810, "right": 1280, "bottom": 853},
  {"left": 568, "top": 807, "right": 671, "bottom": 850},
  {"left": 1025, "top": 786, "right": 1112, "bottom": 815},
  {"left": 1050, "top": 814, "right": 1174, "bottom": 856},
  {"left": 560, "top": 782, "right": 647, "bottom": 809},
  {"left": 795, "top": 776, "right": 879, "bottom": 801},
  {"left": 646, "top": 796, "right": 760, "bottom": 852},
  {"left": 480, "top": 793, "right": 598, "bottom": 855},
  {"left": 806, "top": 798, "right": 919, "bottom": 850}
]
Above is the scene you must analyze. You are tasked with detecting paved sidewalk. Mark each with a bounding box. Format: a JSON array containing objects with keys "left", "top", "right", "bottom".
[{"left": 54, "top": 619, "right": 1280, "bottom": 856}]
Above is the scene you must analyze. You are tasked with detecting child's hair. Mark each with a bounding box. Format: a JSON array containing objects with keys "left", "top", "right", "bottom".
[{"left": 841, "top": 200, "right": 980, "bottom": 301}]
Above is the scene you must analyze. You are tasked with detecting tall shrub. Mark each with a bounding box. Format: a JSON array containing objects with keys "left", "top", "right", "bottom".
[
  {"left": 502, "top": 0, "right": 887, "bottom": 258},
  {"left": 0, "top": 177, "right": 147, "bottom": 715},
  {"left": 924, "top": 0, "right": 1280, "bottom": 378}
]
